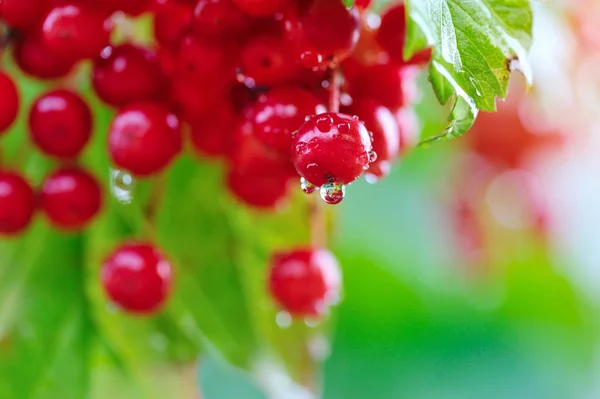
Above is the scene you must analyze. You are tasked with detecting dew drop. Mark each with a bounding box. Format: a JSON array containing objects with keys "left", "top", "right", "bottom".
[
  {"left": 300, "top": 177, "right": 316, "bottom": 194},
  {"left": 368, "top": 150, "right": 378, "bottom": 163},
  {"left": 337, "top": 122, "right": 350, "bottom": 134},
  {"left": 110, "top": 169, "right": 135, "bottom": 204},
  {"left": 320, "top": 182, "right": 345, "bottom": 205},
  {"left": 315, "top": 115, "right": 334, "bottom": 132},
  {"left": 352, "top": 115, "right": 360, "bottom": 120},
  {"left": 276, "top": 311, "right": 292, "bottom": 329},
  {"left": 295, "top": 142, "right": 308, "bottom": 155},
  {"left": 304, "top": 317, "right": 320, "bottom": 328}
]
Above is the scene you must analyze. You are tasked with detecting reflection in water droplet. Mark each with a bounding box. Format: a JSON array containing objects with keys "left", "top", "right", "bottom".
[
  {"left": 337, "top": 122, "right": 350, "bottom": 134},
  {"left": 320, "top": 182, "right": 345, "bottom": 205},
  {"left": 300, "top": 177, "right": 316, "bottom": 194},
  {"left": 110, "top": 169, "right": 135, "bottom": 204},
  {"left": 276, "top": 311, "right": 292, "bottom": 329},
  {"left": 315, "top": 115, "right": 334, "bottom": 132},
  {"left": 368, "top": 150, "right": 378, "bottom": 163}
]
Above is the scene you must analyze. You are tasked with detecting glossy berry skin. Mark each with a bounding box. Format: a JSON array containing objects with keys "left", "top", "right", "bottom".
[
  {"left": 29, "top": 90, "right": 92, "bottom": 159},
  {"left": 101, "top": 243, "right": 172, "bottom": 314},
  {"left": 284, "top": 0, "right": 360, "bottom": 69},
  {"left": 13, "top": 34, "right": 76, "bottom": 80},
  {"left": 268, "top": 248, "right": 341, "bottom": 317},
  {"left": 292, "top": 112, "right": 373, "bottom": 187},
  {"left": 349, "top": 63, "right": 406, "bottom": 110},
  {"left": 0, "top": 0, "right": 51, "bottom": 30},
  {"left": 42, "top": 4, "right": 113, "bottom": 61},
  {"left": 39, "top": 167, "right": 102, "bottom": 230},
  {"left": 252, "top": 87, "right": 326, "bottom": 154},
  {"left": 239, "top": 33, "right": 301, "bottom": 87},
  {"left": 227, "top": 166, "right": 292, "bottom": 209},
  {"left": 232, "top": 0, "right": 292, "bottom": 16},
  {"left": 193, "top": 0, "right": 253, "bottom": 38},
  {"left": 0, "top": 71, "right": 19, "bottom": 134},
  {"left": 0, "top": 172, "right": 35, "bottom": 236},
  {"left": 92, "top": 44, "right": 166, "bottom": 107},
  {"left": 351, "top": 99, "right": 399, "bottom": 182},
  {"left": 108, "top": 102, "right": 182, "bottom": 176},
  {"left": 376, "top": 3, "right": 432, "bottom": 66},
  {"left": 153, "top": 0, "right": 193, "bottom": 49}
]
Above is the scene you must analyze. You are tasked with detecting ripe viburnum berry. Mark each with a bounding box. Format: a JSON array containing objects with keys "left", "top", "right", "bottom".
[
  {"left": 39, "top": 167, "right": 102, "bottom": 230},
  {"left": 292, "top": 112, "right": 373, "bottom": 188},
  {"left": 0, "top": 172, "right": 36, "bottom": 236},
  {"left": 13, "top": 34, "right": 76, "bottom": 80},
  {"left": 268, "top": 248, "right": 341, "bottom": 317},
  {"left": 108, "top": 102, "right": 183, "bottom": 176},
  {"left": 0, "top": 71, "right": 19, "bottom": 135},
  {"left": 102, "top": 242, "right": 173, "bottom": 314},
  {"left": 92, "top": 44, "right": 167, "bottom": 107},
  {"left": 284, "top": 0, "right": 360, "bottom": 70},
  {"left": 152, "top": 0, "right": 193, "bottom": 50},
  {"left": 42, "top": 4, "right": 114, "bottom": 61},
  {"left": 349, "top": 99, "right": 400, "bottom": 182},
  {"left": 29, "top": 89, "right": 92, "bottom": 159},
  {"left": 251, "top": 87, "right": 326, "bottom": 154},
  {"left": 192, "top": 0, "right": 253, "bottom": 38}
]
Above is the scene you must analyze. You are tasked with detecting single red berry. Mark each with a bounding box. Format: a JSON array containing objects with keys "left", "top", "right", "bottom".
[
  {"left": 13, "top": 34, "right": 76, "bottom": 79},
  {"left": 292, "top": 112, "right": 373, "bottom": 187},
  {"left": 174, "top": 34, "right": 235, "bottom": 86},
  {"left": 0, "top": 71, "right": 19, "bottom": 134},
  {"left": 239, "top": 33, "right": 301, "bottom": 87},
  {"left": 348, "top": 63, "right": 407, "bottom": 110},
  {"left": 350, "top": 99, "right": 399, "bottom": 182},
  {"left": 0, "top": 0, "right": 51, "bottom": 30},
  {"left": 251, "top": 87, "right": 326, "bottom": 154},
  {"left": 92, "top": 44, "right": 166, "bottom": 107},
  {"left": 232, "top": 0, "right": 292, "bottom": 16},
  {"left": 284, "top": 0, "right": 360, "bottom": 69},
  {"left": 39, "top": 167, "right": 102, "bottom": 230},
  {"left": 376, "top": 3, "right": 432, "bottom": 66},
  {"left": 101, "top": 242, "right": 173, "bottom": 314},
  {"left": 108, "top": 102, "right": 182, "bottom": 176},
  {"left": 269, "top": 248, "right": 341, "bottom": 317},
  {"left": 152, "top": 0, "right": 193, "bottom": 49},
  {"left": 0, "top": 172, "right": 36, "bottom": 236},
  {"left": 42, "top": 4, "right": 113, "bottom": 61},
  {"left": 29, "top": 89, "right": 92, "bottom": 159},
  {"left": 192, "top": 0, "right": 253, "bottom": 38},
  {"left": 227, "top": 165, "right": 293, "bottom": 209}
]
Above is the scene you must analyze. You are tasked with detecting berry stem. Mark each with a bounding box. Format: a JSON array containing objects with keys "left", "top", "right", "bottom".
[
  {"left": 329, "top": 67, "right": 342, "bottom": 113},
  {"left": 145, "top": 172, "right": 167, "bottom": 224}
]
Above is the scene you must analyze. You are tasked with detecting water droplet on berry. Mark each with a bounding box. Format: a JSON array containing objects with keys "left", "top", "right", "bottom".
[
  {"left": 300, "top": 177, "right": 316, "bottom": 194},
  {"left": 276, "top": 311, "right": 292, "bottom": 328},
  {"left": 320, "top": 182, "right": 345, "bottom": 205},
  {"left": 295, "top": 142, "right": 309, "bottom": 155},
  {"left": 304, "top": 317, "right": 320, "bottom": 328},
  {"left": 316, "top": 115, "right": 333, "bottom": 132},
  {"left": 304, "top": 114, "right": 315, "bottom": 122},
  {"left": 352, "top": 115, "right": 359, "bottom": 120},
  {"left": 300, "top": 50, "right": 323, "bottom": 70},
  {"left": 337, "top": 122, "right": 350, "bottom": 134},
  {"left": 110, "top": 169, "right": 135, "bottom": 204},
  {"left": 368, "top": 151, "right": 378, "bottom": 163}
]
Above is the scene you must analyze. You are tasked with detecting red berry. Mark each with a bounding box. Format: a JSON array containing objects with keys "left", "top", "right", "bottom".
[
  {"left": 0, "top": 0, "right": 51, "bottom": 30},
  {"left": 190, "top": 104, "right": 238, "bottom": 157},
  {"left": 174, "top": 34, "right": 234, "bottom": 86},
  {"left": 227, "top": 165, "right": 293, "bottom": 209},
  {"left": 268, "top": 248, "right": 341, "bottom": 317},
  {"left": 354, "top": 0, "right": 372, "bottom": 9},
  {"left": 92, "top": 44, "right": 166, "bottom": 107},
  {"left": 284, "top": 0, "right": 360, "bottom": 69},
  {"left": 152, "top": 0, "right": 193, "bottom": 49},
  {"left": 39, "top": 167, "right": 102, "bottom": 230},
  {"left": 42, "top": 4, "right": 113, "bottom": 61},
  {"left": 292, "top": 112, "right": 373, "bottom": 187},
  {"left": 376, "top": 3, "right": 431, "bottom": 66},
  {"left": 108, "top": 102, "right": 182, "bottom": 176},
  {"left": 239, "top": 33, "right": 301, "bottom": 87},
  {"left": 101, "top": 242, "right": 172, "bottom": 314},
  {"left": 232, "top": 0, "right": 292, "bottom": 16},
  {"left": 350, "top": 99, "right": 399, "bottom": 182},
  {"left": 89, "top": 0, "right": 151, "bottom": 15},
  {"left": 348, "top": 63, "right": 406, "bottom": 110},
  {"left": 0, "top": 71, "right": 19, "bottom": 134},
  {"left": 13, "top": 34, "right": 76, "bottom": 80},
  {"left": 251, "top": 87, "right": 325, "bottom": 154},
  {"left": 192, "top": 0, "right": 253, "bottom": 38},
  {"left": 0, "top": 172, "right": 35, "bottom": 236},
  {"left": 29, "top": 89, "right": 92, "bottom": 159}
]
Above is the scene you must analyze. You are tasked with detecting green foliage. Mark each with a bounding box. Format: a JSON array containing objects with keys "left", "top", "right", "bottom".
[{"left": 406, "top": 0, "right": 533, "bottom": 141}]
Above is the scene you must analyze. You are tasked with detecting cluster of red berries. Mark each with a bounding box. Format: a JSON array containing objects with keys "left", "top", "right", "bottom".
[{"left": 0, "top": 0, "right": 429, "bottom": 317}]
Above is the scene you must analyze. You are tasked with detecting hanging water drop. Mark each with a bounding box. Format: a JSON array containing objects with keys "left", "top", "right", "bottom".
[
  {"left": 320, "top": 182, "right": 345, "bottom": 204},
  {"left": 368, "top": 150, "right": 378, "bottom": 163},
  {"left": 110, "top": 169, "right": 135, "bottom": 204},
  {"left": 275, "top": 311, "right": 292, "bottom": 329},
  {"left": 300, "top": 177, "right": 316, "bottom": 194}
]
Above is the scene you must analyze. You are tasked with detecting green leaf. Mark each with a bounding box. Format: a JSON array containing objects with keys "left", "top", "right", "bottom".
[{"left": 407, "top": 0, "right": 533, "bottom": 138}]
